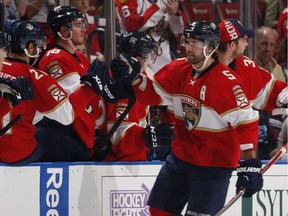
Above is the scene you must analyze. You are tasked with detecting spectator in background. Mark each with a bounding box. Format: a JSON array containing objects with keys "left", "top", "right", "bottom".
[
  {"left": 76, "top": 42, "right": 88, "bottom": 58},
  {"left": 276, "top": 7, "right": 288, "bottom": 45},
  {"left": 23, "top": 0, "right": 58, "bottom": 50},
  {"left": 116, "top": 0, "right": 184, "bottom": 74},
  {"left": 3, "top": 0, "right": 27, "bottom": 30},
  {"left": 264, "top": 0, "right": 287, "bottom": 29},
  {"left": 255, "top": 26, "right": 286, "bottom": 82}
]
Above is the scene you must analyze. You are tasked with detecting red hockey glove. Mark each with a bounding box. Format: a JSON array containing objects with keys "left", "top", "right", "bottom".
[{"left": 236, "top": 158, "right": 263, "bottom": 198}]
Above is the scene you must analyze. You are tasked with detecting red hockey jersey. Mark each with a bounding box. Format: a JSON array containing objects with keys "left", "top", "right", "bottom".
[
  {"left": 231, "top": 56, "right": 287, "bottom": 111},
  {"left": 38, "top": 48, "right": 103, "bottom": 148},
  {"left": 133, "top": 58, "right": 259, "bottom": 168},
  {"left": 103, "top": 98, "right": 149, "bottom": 161}
]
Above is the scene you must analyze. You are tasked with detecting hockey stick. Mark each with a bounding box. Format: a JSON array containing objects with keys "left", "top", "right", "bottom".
[
  {"left": 215, "top": 143, "right": 288, "bottom": 216},
  {"left": 0, "top": 113, "right": 23, "bottom": 136}
]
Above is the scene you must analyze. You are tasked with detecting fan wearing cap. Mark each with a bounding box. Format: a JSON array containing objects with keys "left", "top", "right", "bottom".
[{"left": 217, "top": 19, "right": 288, "bottom": 159}]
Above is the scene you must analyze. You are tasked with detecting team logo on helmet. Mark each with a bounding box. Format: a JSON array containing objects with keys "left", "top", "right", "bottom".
[
  {"left": 129, "top": 37, "right": 137, "bottom": 45},
  {"left": 181, "top": 95, "right": 201, "bottom": 131}
]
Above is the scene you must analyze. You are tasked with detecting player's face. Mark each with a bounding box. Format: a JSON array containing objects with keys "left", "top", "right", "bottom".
[
  {"left": 71, "top": 19, "right": 87, "bottom": 45},
  {"left": 233, "top": 37, "right": 248, "bottom": 58},
  {"left": 184, "top": 38, "right": 205, "bottom": 65}
]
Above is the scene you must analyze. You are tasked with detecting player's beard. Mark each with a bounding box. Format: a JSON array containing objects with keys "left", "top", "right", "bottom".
[
  {"left": 186, "top": 52, "right": 204, "bottom": 65},
  {"left": 233, "top": 45, "right": 245, "bottom": 58}
]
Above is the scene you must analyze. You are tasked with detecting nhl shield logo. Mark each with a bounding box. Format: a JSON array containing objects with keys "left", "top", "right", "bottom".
[{"left": 181, "top": 95, "right": 201, "bottom": 131}]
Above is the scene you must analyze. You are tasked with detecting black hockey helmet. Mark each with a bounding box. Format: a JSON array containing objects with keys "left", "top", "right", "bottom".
[
  {"left": 47, "top": 6, "right": 85, "bottom": 35},
  {"left": 0, "top": 31, "right": 9, "bottom": 49},
  {"left": 184, "top": 20, "right": 220, "bottom": 48},
  {"left": 118, "top": 31, "right": 155, "bottom": 58},
  {"left": 6, "top": 20, "right": 47, "bottom": 53}
]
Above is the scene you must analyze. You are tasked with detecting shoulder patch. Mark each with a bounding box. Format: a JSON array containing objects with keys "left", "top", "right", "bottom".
[
  {"left": 233, "top": 85, "right": 249, "bottom": 108},
  {"left": 47, "top": 84, "right": 66, "bottom": 102},
  {"left": 47, "top": 60, "right": 63, "bottom": 79}
]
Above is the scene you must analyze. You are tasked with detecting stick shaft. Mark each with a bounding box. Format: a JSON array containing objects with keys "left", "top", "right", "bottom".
[
  {"left": 0, "top": 114, "right": 23, "bottom": 136},
  {"left": 215, "top": 143, "right": 288, "bottom": 216}
]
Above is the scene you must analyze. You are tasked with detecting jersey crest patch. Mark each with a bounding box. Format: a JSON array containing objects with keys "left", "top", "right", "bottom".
[
  {"left": 48, "top": 85, "right": 66, "bottom": 102},
  {"left": 181, "top": 95, "right": 201, "bottom": 131},
  {"left": 115, "top": 103, "right": 129, "bottom": 121},
  {"left": 233, "top": 85, "right": 249, "bottom": 108},
  {"left": 48, "top": 61, "right": 63, "bottom": 79}
]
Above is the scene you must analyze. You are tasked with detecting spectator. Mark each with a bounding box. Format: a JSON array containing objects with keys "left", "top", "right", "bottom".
[
  {"left": 276, "top": 7, "right": 288, "bottom": 44},
  {"left": 23, "top": 0, "right": 58, "bottom": 50},
  {"left": 264, "top": 0, "right": 287, "bottom": 29},
  {"left": 0, "top": 20, "right": 102, "bottom": 165},
  {"left": 76, "top": 42, "right": 88, "bottom": 58},
  {"left": 116, "top": 0, "right": 184, "bottom": 73},
  {"left": 217, "top": 19, "right": 288, "bottom": 160},
  {"left": 109, "top": 20, "right": 263, "bottom": 215},
  {"left": 255, "top": 26, "right": 286, "bottom": 82},
  {"left": 4, "top": 0, "right": 27, "bottom": 30}
]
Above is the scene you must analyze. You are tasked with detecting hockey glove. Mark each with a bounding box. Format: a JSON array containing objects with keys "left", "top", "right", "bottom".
[
  {"left": 0, "top": 77, "right": 34, "bottom": 106},
  {"left": 80, "top": 59, "right": 118, "bottom": 103},
  {"left": 110, "top": 53, "right": 141, "bottom": 84},
  {"left": 92, "top": 128, "right": 112, "bottom": 161},
  {"left": 236, "top": 158, "right": 263, "bottom": 198}
]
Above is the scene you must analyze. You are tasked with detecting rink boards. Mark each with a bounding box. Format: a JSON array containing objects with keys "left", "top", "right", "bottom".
[{"left": 0, "top": 161, "right": 287, "bottom": 216}]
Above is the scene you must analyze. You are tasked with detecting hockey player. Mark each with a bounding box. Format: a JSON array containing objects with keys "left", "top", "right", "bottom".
[
  {"left": 0, "top": 20, "right": 103, "bottom": 165},
  {"left": 0, "top": 31, "right": 34, "bottom": 118},
  {"left": 109, "top": 21, "right": 263, "bottom": 215},
  {"left": 116, "top": 0, "right": 185, "bottom": 73},
  {"left": 217, "top": 19, "right": 288, "bottom": 159},
  {"left": 35, "top": 6, "right": 106, "bottom": 161},
  {"left": 99, "top": 31, "right": 174, "bottom": 161}
]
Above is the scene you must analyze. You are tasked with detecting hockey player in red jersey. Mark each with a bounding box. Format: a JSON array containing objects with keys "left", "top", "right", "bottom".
[
  {"left": 35, "top": 6, "right": 107, "bottom": 161},
  {"left": 0, "top": 20, "right": 104, "bottom": 165},
  {"left": 109, "top": 21, "right": 263, "bottom": 215},
  {"left": 116, "top": 0, "right": 185, "bottom": 73},
  {"left": 0, "top": 31, "right": 34, "bottom": 118},
  {"left": 217, "top": 19, "right": 288, "bottom": 159},
  {"left": 98, "top": 31, "right": 174, "bottom": 161}
]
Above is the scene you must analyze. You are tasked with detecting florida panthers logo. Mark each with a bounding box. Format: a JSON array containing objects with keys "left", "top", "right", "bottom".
[{"left": 181, "top": 95, "right": 201, "bottom": 131}]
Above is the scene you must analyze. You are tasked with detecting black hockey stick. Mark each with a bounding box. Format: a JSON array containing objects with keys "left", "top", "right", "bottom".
[
  {"left": 0, "top": 113, "right": 23, "bottom": 136},
  {"left": 106, "top": 94, "right": 136, "bottom": 139},
  {"left": 215, "top": 143, "right": 288, "bottom": 216}
]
